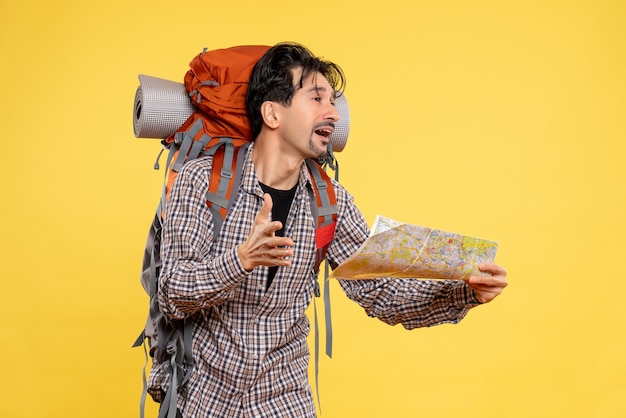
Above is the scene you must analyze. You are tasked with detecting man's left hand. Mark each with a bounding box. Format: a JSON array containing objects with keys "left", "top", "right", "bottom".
[{"left": 466, "top": 263, "right": 508, "bottom": 304}]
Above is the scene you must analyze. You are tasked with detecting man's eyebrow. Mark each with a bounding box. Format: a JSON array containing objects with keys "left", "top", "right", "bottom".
[{"left": 306, "top": 85, "right": 336, "bottom": 99}]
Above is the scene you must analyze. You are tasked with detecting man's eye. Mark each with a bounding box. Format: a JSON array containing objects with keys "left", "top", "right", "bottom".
[{"left": 314, "top": 97, "right": 321, "bottom": 102}]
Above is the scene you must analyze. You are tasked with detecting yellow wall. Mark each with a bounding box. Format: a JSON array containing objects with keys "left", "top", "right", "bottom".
[{"left": 2, "top": 0, "right": 625, "bottom": 417}]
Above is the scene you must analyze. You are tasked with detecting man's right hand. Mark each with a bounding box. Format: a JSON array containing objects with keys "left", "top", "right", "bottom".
[{"left": 237, "top": 193, "right": 295, "bottom": 271}]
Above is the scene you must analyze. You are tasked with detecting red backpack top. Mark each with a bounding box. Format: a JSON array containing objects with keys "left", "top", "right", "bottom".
[{"left": 183, "top": 45, "right": 267, "bottom": 139}]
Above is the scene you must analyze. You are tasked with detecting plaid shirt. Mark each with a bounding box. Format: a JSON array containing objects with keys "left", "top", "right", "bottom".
[{"left": 151, "top": 144, "right": 480, "bottom": 417}]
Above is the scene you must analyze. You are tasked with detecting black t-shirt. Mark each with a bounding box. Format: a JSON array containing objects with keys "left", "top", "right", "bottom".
[{"left": 259, "top": 181, "right": 298, "bottom": 290}]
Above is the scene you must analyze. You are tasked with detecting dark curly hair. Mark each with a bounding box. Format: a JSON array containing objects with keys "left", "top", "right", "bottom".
[{"left": 246, "top": 42, "right": 346, "bottom": 139}]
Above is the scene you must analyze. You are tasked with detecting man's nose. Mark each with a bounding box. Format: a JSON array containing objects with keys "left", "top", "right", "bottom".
[{"left": 325, "top": 101, "right": 339, "bottom": 122}]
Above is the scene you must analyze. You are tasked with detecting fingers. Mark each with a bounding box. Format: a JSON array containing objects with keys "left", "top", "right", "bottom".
[
  {"left": 256, "top": 193, "right": 273, "bottom": 225},
  {"left": 466, "top": 263, "right": 508, "bottom": 304},
  {"left": 477, "top": 263, "right": 507, "bottom": 277},
  {"left": 237, "top": 193, "right": 296, "bottom": 271},
  {"left": 266, "top": 242, "right": 295, "bottom": 263},
  {"left": 254, "top": 193, "right": 286, "bottom": 239},
  {"left": 467, "top": 273, "right": 508, "bottom": 290},
  {"left": 241, "top": 236, "right": 295, "bottom": 270}
]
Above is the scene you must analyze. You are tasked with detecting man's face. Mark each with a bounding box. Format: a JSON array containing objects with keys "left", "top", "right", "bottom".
[{"left": 275, "top": 68, "right": 339, "bottom": 159}]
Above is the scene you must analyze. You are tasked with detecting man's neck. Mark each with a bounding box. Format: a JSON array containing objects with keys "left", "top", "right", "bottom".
[{"left": 251, "top": 137, "right": 303, "bottom": 190}]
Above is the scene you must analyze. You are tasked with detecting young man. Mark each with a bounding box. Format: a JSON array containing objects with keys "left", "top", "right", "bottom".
[{"left": 155, "top": 42, "right": 508, "bottom": 417}]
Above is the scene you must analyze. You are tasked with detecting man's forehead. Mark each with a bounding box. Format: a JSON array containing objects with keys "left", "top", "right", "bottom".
[{"left": 292, "top": 67, "right": 334, "bottom": 95}]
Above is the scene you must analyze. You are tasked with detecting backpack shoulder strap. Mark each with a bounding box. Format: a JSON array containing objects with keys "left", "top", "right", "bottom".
[
  {"left": 205, "top": 141, "right": 251, "bottom": 238},
  {"left": 305, "top": 158, "right": 337, "bottom": 267}
]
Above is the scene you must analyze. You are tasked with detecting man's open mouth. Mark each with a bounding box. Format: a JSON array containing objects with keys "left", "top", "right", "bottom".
[{"left": 314, "top": 127, "right": 333, "bottom": 138}]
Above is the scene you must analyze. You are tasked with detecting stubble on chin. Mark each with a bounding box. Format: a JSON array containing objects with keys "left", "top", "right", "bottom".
[{"left": 308, "top": 139, "right": 328, "bottom": 159}]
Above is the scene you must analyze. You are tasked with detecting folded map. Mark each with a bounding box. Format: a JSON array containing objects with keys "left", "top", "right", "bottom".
[{"left": 329, "top": 215, "right": 498, "bottom": 280}]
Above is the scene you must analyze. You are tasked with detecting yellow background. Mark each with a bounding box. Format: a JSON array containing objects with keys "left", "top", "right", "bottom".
[{"left": 1, "top": 0, "right": 624, "bottom": 417}]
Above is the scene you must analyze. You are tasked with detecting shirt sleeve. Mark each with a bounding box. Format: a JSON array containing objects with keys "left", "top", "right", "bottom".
[
  {"left": 327, "top": 181, "right": 481, "bottom": 329},
  {"left": 337, "top": 277, "right": 480, "bottom": 328},
  {"left": 157, "top": 158, "right": 250, "bottom": 320}
]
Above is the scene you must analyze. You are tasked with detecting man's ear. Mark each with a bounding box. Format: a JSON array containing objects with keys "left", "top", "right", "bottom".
[{"left": 260, "top": 101, "right": 280, "bottom": 129}]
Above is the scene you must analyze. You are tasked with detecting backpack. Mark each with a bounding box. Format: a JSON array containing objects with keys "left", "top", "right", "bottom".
[{"left": 132, "top": 45, "right": 345, "bottom": 418}]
